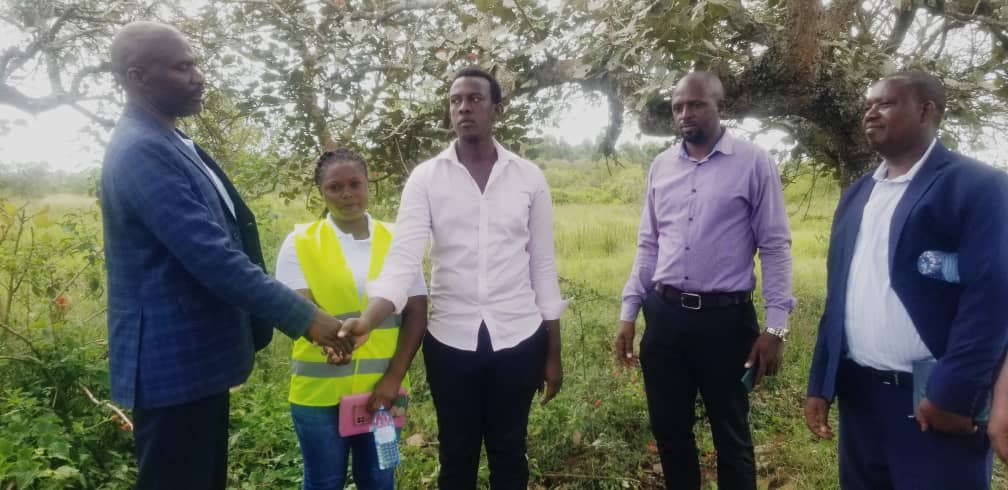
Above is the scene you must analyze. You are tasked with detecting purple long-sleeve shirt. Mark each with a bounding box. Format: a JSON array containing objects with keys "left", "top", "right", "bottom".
[{"left": 621, "top": 130, "right": 796, "bottom": 330}]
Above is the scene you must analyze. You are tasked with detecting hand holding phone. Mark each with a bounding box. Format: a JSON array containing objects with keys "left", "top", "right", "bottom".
[{"left": 741, "top": 361, "right": 759, "bottom": 393}]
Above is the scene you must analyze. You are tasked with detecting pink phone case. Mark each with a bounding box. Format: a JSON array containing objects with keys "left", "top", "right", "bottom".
[{"left": 338, "top": 388, "right": 408, "bottom": 437}]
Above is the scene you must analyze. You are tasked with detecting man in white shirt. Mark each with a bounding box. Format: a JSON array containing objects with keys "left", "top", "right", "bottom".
[
  {"left": 805, "top": 70, "right": 1008, "bottom": 489},
  {"left": 338, "top": 67, "right": 565, "bottom": 489}
]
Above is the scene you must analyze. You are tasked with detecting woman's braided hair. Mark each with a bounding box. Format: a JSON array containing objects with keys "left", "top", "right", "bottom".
[{"left": 313, "top": 147, "right": 368, "bottom": 186}]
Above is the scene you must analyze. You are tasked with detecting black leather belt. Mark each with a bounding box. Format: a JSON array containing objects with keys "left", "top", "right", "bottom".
[
  {"left": 655, "top": 284, "right": 752, "bottom": 310},
  {"left": 844, "top": 360, "right": 913, "bottom": 387}
]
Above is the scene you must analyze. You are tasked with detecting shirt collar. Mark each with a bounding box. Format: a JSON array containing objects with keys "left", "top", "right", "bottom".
[
  {"left": 437, "top": 138, "right": 517, "bottom": 169},
  {"left": 327, "top": 212, "right": 372, "bottom": 240},
  {"left": 872, "top": 138, "right": 937, "bottom": 183},
  {"left": 174, "top": 130, "right": 194, "bottom": 147},
  {"left": 678, "top": 127, "right": 734, "bottom": 162}
]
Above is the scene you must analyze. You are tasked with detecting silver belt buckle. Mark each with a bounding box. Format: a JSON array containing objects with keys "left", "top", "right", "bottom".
[{"left": 680, "top": 292, "right": 702, "bottom": 310}]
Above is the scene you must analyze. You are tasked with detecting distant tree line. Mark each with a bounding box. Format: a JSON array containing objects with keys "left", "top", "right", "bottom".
[{"left": 0, "top": 162, "right": 97, "bottom": 197}]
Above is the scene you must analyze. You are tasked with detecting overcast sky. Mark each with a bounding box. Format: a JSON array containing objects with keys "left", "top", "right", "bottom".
[{"left": 0, "top": 92, "right": 652, "bottom": 172}]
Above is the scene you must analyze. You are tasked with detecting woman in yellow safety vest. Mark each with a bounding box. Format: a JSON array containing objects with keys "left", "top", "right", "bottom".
[{"left": 274, "top": 148, "right": 428, "bottom": 490}]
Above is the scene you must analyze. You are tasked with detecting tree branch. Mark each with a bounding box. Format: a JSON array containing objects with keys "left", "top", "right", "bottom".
[
  {"left": 372, "top": 0, "right": 450, "bottom": 22},
  {"left": 0, "top": 4, "right": 80, "bottom": 79},
  {"left": 79, "top": 382, "right": 133, "bottom": 431},
  {"left": 0, "top": 321, "right": 43, "bottom": 360},
  {"left": 776, "top": 0, "right": 824, "bottom": 84},
  {"left": 69, "top": 101, "right": 116, "bottom": 129},
  {"left": 885, "top": 1, "right": 917, "bottom": 54},
  {"left": 823, "top": 0, "right": 860, "bottom": 41}
]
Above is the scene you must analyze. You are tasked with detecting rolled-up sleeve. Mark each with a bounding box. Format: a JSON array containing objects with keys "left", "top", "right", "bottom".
[{"left": 367, "top": 165, "right": 432, "bottom": 313}]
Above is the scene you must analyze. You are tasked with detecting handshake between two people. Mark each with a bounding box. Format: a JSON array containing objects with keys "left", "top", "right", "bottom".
[{"left": 305, "top": 310, "right": 373, "bottom": 364}]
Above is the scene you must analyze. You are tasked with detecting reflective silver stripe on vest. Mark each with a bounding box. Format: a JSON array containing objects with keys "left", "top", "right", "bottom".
[
  {"left": 331, "top": 312, "right": 400, "bottom": 329},
  {"left": 291, "top": 358, "right": 392, "bottom": 378},
  {"left": 377, "top": 314, "right": 400, "bottom": 330}
]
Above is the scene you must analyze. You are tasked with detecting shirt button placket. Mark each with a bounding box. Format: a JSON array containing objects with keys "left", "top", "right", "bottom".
[
  {"left": 683, "top": 165, "right": 699, "bottom": 286},
  {"left": 478, "top": 196, "right": 489, "bottom": 305}
]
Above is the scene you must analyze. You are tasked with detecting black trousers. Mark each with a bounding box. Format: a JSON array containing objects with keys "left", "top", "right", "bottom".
[
  {"left": 132, "top": 391, "right": 230, "bottom": 490},
  {"left": 639, "top": 289, "right": 759, "bottom": 490},
  {"left": 423, "top": 323, "right": 547, "bottom": 490},
  {"left": 835, "top": 360, "right": 992, "bottom": 490}
]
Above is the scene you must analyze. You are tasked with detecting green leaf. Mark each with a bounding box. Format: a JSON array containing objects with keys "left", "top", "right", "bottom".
[{"left": 51, "top": 465, "right": 81, "bottom": 480}]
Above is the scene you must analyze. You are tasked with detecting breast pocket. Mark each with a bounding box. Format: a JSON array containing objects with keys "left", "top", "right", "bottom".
[{"left": 488, "top": 191, "right": 532, "bottom": 239}]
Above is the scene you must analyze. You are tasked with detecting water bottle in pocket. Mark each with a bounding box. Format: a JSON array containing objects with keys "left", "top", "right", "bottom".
[{"left": 917, "top": 250, "right": 959, "bottom": 283}]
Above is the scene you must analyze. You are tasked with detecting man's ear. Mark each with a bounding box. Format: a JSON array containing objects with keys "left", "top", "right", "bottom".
[
  {"left": 492, "top": 102, "right": 503, "bottom": 120},
  {"left": 921, "top": 100, "right": 937, "bottom": 124},
  {"left": 126, "top": 67, "right": 144, "bottom": 86}
]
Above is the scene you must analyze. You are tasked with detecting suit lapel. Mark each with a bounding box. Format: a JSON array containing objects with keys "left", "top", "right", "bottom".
[
  {"left": 190, "top": 143, "right": 246, "bottom": 218},
  {"left": 191, "top": 141, "right": 275, "bottom": 351},
  {"left": 888, "top": 143, "right": 950, "bottom": 271},
  {"left": 838, "top": 178, "right": 875, "bottom": 288},
  {"left": 190, "top": 143, "right": 258, "bottom": 256},
  {"left": 168, "top": 130, "right": 219, "bottom": 188}
]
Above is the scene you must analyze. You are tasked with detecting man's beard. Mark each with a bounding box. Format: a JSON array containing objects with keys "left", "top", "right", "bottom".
[{"left": 681, "top": 127, "right": 707, "bottom": 144}]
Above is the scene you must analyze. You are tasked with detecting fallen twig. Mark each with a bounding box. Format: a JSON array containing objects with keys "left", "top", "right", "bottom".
[
  {"left": 78, "top": 382, "right": 133, "bottom": 431},
  {"left": 0, "top": 354, "right": 44, "bottom": 365}
]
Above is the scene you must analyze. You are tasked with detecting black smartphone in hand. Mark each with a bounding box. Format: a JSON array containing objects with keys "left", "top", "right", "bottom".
[{"left": 741, "top": 362, "right": 758, "bottom": 393}]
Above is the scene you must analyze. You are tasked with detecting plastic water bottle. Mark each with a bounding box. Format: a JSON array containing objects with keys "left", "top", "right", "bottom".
[
  {"left": 371, "top": 407, "right": 400, "bottom": 470},
  {"left": 917, "top": 251, "right": 959, "bottom": 283}
]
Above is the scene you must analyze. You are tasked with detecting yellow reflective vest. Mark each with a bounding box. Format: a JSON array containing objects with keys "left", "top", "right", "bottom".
[{"left": 288, "top": 218, "right": 407, "bottom": 406}]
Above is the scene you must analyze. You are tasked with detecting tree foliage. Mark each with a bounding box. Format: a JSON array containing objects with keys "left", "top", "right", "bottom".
[{"left": 1, "top": 0, "right": 1007, "bottom": 187}]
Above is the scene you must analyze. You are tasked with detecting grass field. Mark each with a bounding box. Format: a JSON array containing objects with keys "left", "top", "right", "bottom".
[{"left": 2, "top": 162, "right": 1006, "bottom": 489}]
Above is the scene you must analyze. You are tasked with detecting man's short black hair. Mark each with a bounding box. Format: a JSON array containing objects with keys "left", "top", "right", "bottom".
[
  {"left": 453, "top": 66, "right": 502, "bottom": 104},
  {"left": 886, "top": 70, "right": 947, "bottom": 124}
]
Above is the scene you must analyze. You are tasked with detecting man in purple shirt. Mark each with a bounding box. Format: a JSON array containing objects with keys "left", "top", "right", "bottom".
[{"left": 615, "top": 72, "right": 795, "bottom": 490}]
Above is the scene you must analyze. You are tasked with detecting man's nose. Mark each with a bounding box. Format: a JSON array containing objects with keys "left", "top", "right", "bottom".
[{"left": 863, "top": 104, "right": 879, "bottom": 121}]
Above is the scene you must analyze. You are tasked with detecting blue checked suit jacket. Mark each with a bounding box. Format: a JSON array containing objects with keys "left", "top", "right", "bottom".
[{"left": 100, "top": 103, "right": 315, "bottom": 409}]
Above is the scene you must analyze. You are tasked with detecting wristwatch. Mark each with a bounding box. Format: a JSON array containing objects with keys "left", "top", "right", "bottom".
[{"left": 765, "top": 327, "right": 788, "bottom": 342}]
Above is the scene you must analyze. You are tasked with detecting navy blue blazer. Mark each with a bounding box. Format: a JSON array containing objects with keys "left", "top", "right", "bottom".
[
  {"left": 100, "top": 103, "right": 315, "bottom": 409},
  {"left": 808, "top": 142, "right": 1008, "bottom": 417}
]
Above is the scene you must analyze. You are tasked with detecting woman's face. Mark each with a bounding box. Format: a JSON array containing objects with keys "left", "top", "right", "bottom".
[{"left": 319, "top": 160, "right": 368, "bottom": 222}]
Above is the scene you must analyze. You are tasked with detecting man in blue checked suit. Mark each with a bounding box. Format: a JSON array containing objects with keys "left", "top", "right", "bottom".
[
  {"left": 101, "top": 22, "right": 352, "bottom": 490},
  {"left": 805, "top": 70, "right": 1008, "bottom": 489}
]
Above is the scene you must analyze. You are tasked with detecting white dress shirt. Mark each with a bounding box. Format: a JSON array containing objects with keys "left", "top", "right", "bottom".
[
  {"left": 845, "top": 138, "right": 937, "bottom": 372},
  {"left": 175, "top": 132, "right": 235, "bottom": 217},
  {"left": 367, "top": 140, "right": 565, "bottom": 352},
  {"left": 274, "top": 213, "right": 427, "bottom": 299}
]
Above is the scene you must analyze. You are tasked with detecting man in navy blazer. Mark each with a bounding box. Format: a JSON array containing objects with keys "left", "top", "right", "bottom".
[
  {"left": 101, "top": 22, "right": 352, "bottom": 489},
  {"left": 804, "top": 70, "right": 1008, "bottom": 489}
]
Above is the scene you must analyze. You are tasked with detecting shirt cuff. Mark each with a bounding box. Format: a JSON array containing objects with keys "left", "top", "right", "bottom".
[
  {"left": 765, "top": 306, "right": 790, "bottom": 332},
  {"left": 277, "top": 294, "right": 316, "bottom": 339},
  {"left": 539, "top": 298, "right": 570, "bottom": 321},
  {"left": 366, "top": 280, "right": 407, "bottom": 314},
  {"left": 620, "top": 300, "right": 642, "bottom": 324}
]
